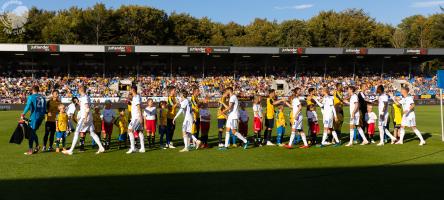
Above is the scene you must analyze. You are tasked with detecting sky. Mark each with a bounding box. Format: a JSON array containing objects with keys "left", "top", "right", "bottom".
[{"left": 3, "top": 0, "right": 444, "bottom": 26}]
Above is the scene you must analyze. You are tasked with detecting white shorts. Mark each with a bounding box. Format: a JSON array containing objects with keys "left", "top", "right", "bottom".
[
  {"left": 401, "top": 113, "right": 416, "bottom": 127},
  {"left": 128, "top": 119, "right": 143, "bottom": 131},
  {"left": 182, "top": 120, "right": 193, "bottom": 133},
  {"left": 378, "top": 113, "right": 389, "bottom": 127},
  {"left": 226, "top": 118, "right": 239, "bottom": 130},
  {"left": 292, "top": 114, "right": 303, "bottom": 130},
  {"left": 76, "top": 119, "right": 94, "bottom": 133},
  {"left": 349, "top": 114, "right": 360, "bottom": 126},
  {"left": 323, "top": 117, "right": 333, "bottom": 129}
]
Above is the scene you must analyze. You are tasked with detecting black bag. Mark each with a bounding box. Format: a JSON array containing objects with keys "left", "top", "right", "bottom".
[{"left": 9, "top": 122, "right": 31, "bottom": 145}]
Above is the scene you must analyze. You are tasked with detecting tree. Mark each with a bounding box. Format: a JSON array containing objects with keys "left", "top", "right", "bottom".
[
  {"left": 81, "top": 3, "right": 113, "bottom": 44},
  {"left": 42, "top": 7, "right": 83, "bottom": 44},
  {"left": 398, "top": 15, "right": 435, "bottom": 48},
  {"left": 391, "top": 28, "right": 406, "bottom": 48},
  {"left": 431, "top": 7, "right": 444, "bottom": 47},
  {"left": 239, "top": 18, "right": 279, "bottom": 46},
  {"left": 168, "top": 13, "right": 202, "bottom": 45},
  {"left": 22, "top": 7, "right": 55, "bottom": 43},
  {"left": 114, "top": 5, "right": 168, "bottom": 45},
  {"left": 277, "top": 19, "right": 310, "bottom": 47}
]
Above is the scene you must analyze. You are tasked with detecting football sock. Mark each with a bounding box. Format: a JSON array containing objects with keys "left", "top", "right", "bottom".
[
  {"left": 224, "top": 132, "right": 230, "bottom": 147},
  {"left": 301, "top": 133, "right": 308, "bottom": 146},
  {"left": 399, "top": 128, "right": 405, "bottom": 142},
  {"left": 234, "top": 132, "right": 247, "bottom": 143},
  {"left": 151, "top": 135, "right": 155, "bottom": 146},
  {"left": 90, "top": 132, "right": 104, "bottom": 150},
  {"left": 128, "top": 131, "right": 135, "bottom": 150},
  {"left": 349, "top": 129, "right": 354, "bottom": 144},
  {"left": 288, "top": 132, "right": 296, "bottom": 146},
  {"left": 357, "top": 127, "right": 368, "bottom": 143},
  {"left": 413, "top": 128, "right": 425, "bottom": 142},
  {"left": 276, "top": 131, "right": 282, "bottom": 144},
  {"left": 183, "top": 133, "right": 189, "bottom": 149},
  {"left": 218, "top": 130, "right": 223, "bottom": 144},
  {"left": 69, "top": 132, "right": 79, "bottom": 152},
  {"left": 56, "top": 140, "right": 60, "bottom": 148},
  {"left": 138, "top": 132, "right": 145, "bottom": 149},
  {"left": 331, "top": 131, "right": 339, "bottom": 143},
  {"left": 321, "top": 131, "right": 328, "bottom": 144},
  {"left": 384, "top": 128, "right": 396, "bottom": 140}
]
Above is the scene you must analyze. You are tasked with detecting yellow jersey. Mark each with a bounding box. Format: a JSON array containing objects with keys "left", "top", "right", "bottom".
[
  {"left": 306, "top": 95, "right": 315, "bottom": 107},
  {"left": 116, "top": 115, "right": 128, "bottom": 134},
  {"left": 393, "top": 103, "right": 402, "bottom": 125},
  {"left": 276, "top": 111, "right": 286, "bottom": 127},
  {"left": 289, "top": 110, "right": 294, "bottom": 124},
  {"left": 191, "top": 95, "right": 200, "bottom": 119},
  {"left": 46, "top": 99, "right": 61, "bottom": 122},
  {"left": 167, "top": 96, "right": 177, "bottom": 119},
  {"left": 333, "top": 91, "right": 343, "bottom": 106},
  {"left": 159, "top": 108, "right": 168, "bottom": 126},
  {"left": 56, "top": 113, "right": 68, "bottom": 132},
  {"left": 266, "top": 98, "right": 275, "bottom": 119},
  {"left": 217, "top": 97, "right": 227, "bottom": 119}
]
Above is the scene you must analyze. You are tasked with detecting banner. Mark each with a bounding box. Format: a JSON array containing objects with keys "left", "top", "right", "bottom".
[
  {"left": 343, "top": 48, "right": 367, "bottom": 55},
  {"left": 27, "top": 44, "right": 59, "bottom": 52},
  {"left": 279, "top": 47, "right": 305, "bottom": 54},
  {"left": 404, "top": 48, "right": 428, "bottom": 55},
  {"left": 188, "top": 46, "right": 230, "bottom": 54},
  {"left": 438, "top": 70, "right": 444, "bottom": 89},
  {"left": 105, "top": 45, "right": 135, "bottom": 53}
]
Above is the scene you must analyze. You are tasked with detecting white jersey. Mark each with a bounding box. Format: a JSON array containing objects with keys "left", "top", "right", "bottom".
[
  {"left": 131, "top": 95, "right": 142, "bottom": 120},
  {"left": 365, "top": 112, "right": 377, "bottom": 124},
  {"left": 66, "top": 103, "right": 77, "bottom": 117},
  {"left": 228, "top": 95, "right": 239, "bottom": 119},
  {"left": 101, "top": 108, "right": 116, "bottom": 123},
  {"left": 253, "top": 104, "right": 262, "bottom": 118},
  {"left": 239, "top": 110, "right": 249, "bottom": 122},
  {"left": 292, "top": 97, "right": 302, "bottom": 119},
  {"left": 399, "top": 96, "right": 415, "bottom": 117},
  {"left": 180, "top": 98, "right": 194, "bottom": 122},
  {"left": 78, "top": 95, "right": 92, "bottom": 120},
  {"left": 378, "top": 93, "right": 389, "bottom": 115},
  {"left": 143, "top": 106, "right": 157, "bottom": 120},
  {"left": 349, "top": 94, "right": 359, "bottom": 117},
  {"left": 199, "top": 109, "right": 211, "bottom": 122},
  {"left": 319, "top": 96, "right": 335, "bottom": 119}
]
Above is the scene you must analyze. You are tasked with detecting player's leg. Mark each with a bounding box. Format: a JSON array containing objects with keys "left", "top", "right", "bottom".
[
  {"left": 347, "top": 124, "right": 355, "bottom": 146},
  {"left": 48, "top": 122, "right": 56, "bottom": 151},
  {"left": 126, "top": 126, "right": 136, "bottom": 153},
  {"left": 88, "top": 125, "right": 105, "bottom": 154},
  {"left": 231, "top": 120, "right": 249, "bottom": 149}
]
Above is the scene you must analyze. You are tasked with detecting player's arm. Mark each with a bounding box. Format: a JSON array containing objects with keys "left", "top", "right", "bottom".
[
  {"left": 284, "top": 101, "right": 292, "bottom": 108},
  {"left": 222, "top": 101, "right": 233, "bottom": 114},
  {"left": 352, "top": 102, "right": 358, "bottom": 118},
  {"left": 173, "top": 104, "right": 185, "bottom": 124},
  {"left": 388, "top": 92, "right": 400, "bottom": 105},
  {"left": 21, "top": 96, "right": 32, "bottom": 119},
  {"left": 332, "top": 102, "right": 338, "bottom": 120},
  {"left": 313, "top": 97, "right": 324, "bottom": 108}
]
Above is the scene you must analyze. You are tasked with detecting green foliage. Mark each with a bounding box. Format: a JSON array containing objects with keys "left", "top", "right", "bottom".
[{"left": 1, "top": 4, "right": 444, "bottom": 47}]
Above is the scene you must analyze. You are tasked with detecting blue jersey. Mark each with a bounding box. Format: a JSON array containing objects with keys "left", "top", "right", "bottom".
[{"left": 23, "top": 94, "right": 46, "bottom": 118}]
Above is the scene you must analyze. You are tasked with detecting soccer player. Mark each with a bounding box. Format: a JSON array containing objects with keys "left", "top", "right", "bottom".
[
  {"left": 43, "top": 90, "right": 61, "bottom": 151},
  {"left": 264, "top": 89, "right": 285, "bottom": 146},
  {"left": 21, "top": 85, "right": 46, "bottom": 155},
  {"left": 313, "top": 87, "right": 340, "bottom": 146},
  {"left": 390, "top": 87, "right": 426, "bottom": 145},
  {"left": 126, "top": 85, "right": 145, "bottom": 154},
  {"left": 358, "top": 84, "right": 371, "bottom": 140},
  {"left": 101, "top": 100, "right": 116, "bottom": 150},
  {"left": 55, "top": 104, "right": 68, "bottom": 152},
  {"left": 191, "top": 87, "right": 201, "bottom": 140},
  {"left": 221, "top": 87, "right": 249, "bottom": 149},
  {"left": 375, "top": 85, "right": 396, "bottom": 146},
  {"left": 285, "top": 88, "right": 309, "bottom": 149},
  {"left": 345, "top": 86, "right": 369, "bottom": 146},
  {"left": 158, "top": 101, "right": 168, "bottom": 149},
  {"left": 217, "top": 89, "right": 228, "bottom": 148},
  {"left": 62, "top": 85, "right": 105, "bottom": 155},
  {"left": 172, "top": 90, "right": 201, "bottom": 152},
  {"left": 252, "top": 96, "right": 263, "bottom": 146},
  {"left": 66, "top": 97, "right": 79, "bottom": 133},
  {"left": 333, "top": 83, "right": 344, "bottom": 138},
  {"left": 166, "top": 86, "right": 178, "bottom": 149},
  {"left": 307, "top": 104, "right": 320, "bottom": 145},
  {"left": 144, "top": 98, "right": 157, "bottom": 148}
]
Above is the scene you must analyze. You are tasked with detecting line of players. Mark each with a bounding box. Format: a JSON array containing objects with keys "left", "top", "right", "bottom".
[{"left": 20, "top": 83, "right": 425, "bottom": 155}]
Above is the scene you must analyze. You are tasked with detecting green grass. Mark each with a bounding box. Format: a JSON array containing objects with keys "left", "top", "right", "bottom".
[{"left": 1, "top": 106, "right": 444, "bottom": 199}]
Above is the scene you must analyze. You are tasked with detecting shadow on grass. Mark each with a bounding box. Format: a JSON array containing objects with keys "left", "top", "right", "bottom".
[{"left": 1, "top": 164, "right": 443, "bottom": 200}]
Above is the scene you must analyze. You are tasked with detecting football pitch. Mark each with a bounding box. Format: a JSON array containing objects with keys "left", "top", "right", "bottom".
[{"left": 1, "top": 106, "right": 444, "bottom": 199}]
